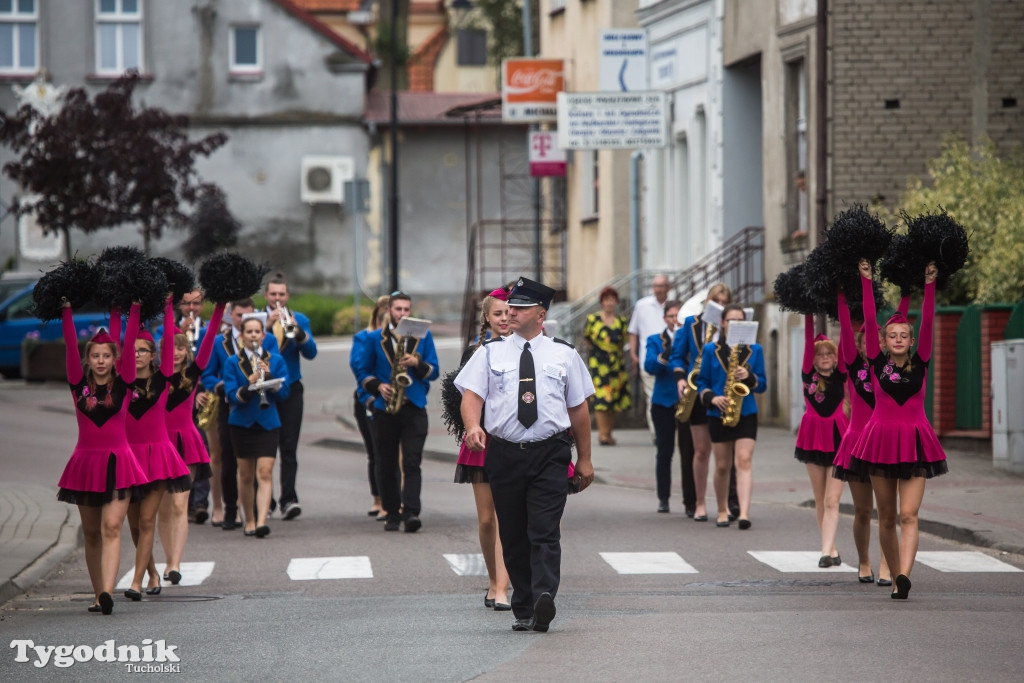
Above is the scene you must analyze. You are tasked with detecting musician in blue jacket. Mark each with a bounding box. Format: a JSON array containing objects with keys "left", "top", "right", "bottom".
[
  {"left": 355, "top": 291, "right": 440, "bottom": 533},
  {"left": 349, "top": 295, "right": 391, "bottom": 520},
  {"left": 264, "top": 274, "right": 318, "bottom": 521},
  {"left": 201, "top": 299, "right": 278, "bottom": 530},
  {"left": 643, "top": 299, "right": 692, "bottom": 515},
  {"left": 696, "top": 304, "right": 766, "bottom": 530}
]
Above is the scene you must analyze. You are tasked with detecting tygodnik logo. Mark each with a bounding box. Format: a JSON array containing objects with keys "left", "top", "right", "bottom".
[{"left": 10, "top": 639, "right": 181, "bottom": 671}]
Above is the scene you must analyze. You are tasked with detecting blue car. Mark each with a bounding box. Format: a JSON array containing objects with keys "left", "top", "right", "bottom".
[{"left": 0, "top": 282, "right": 111, "bottom": 379}]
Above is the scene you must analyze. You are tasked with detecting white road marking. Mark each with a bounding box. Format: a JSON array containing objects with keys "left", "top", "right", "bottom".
[
  {"left": 747, "top": 551, "right": 858, "bottom": 573},
  {"left": 914, "top": 551, "right": 1023, "bottom": 573},
  {"left": 116, "top": 562, "right": 215, "bottom": 589},
  {"left": 599, "top": 552, "right": 698, "bottom": 574},
  {"left": 287, "top": 556, "right": 373, "bottom": 580},
  {"left": 444, "top": 553, "right": 489, "bottom": 576}
]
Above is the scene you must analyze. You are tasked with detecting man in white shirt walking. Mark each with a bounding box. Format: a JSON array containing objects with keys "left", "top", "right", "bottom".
[{"left": 628, "top": 274, "right": 670, "bottom": 434}]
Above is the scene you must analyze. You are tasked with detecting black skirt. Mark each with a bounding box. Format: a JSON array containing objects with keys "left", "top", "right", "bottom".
[
  {"left": 229, "top": 425, "right": 279, "bottom": 459},
  {"left": 687, "top": 397, "right": 709, "bottom": 426},
  {"left": 708, "top": 413, "right": 758, "bottom": 443}
]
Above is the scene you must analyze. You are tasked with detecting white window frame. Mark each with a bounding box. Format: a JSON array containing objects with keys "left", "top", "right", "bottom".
[
  {"left": 0, "top": 0, "right": 39, "bottom": 75},
  {"left": 94, "top": 0, "right": 143, "bottom": 76},
  {"left": 229, "top": 24, "right": 262, "bottom": 75}
]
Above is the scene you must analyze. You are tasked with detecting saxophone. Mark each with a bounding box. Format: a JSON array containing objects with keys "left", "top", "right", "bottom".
[
  {"left": 386, "top": 334, "right": 419, "bottom": 415},
  {"left": 676, "top": 322, "right": 715, "bottom": 423},
  {"left": 721, "top": 343, "right": 751, "bottom": 428},
  {"left": 196, "top": 391, "right": 219, "bottom": 430}
]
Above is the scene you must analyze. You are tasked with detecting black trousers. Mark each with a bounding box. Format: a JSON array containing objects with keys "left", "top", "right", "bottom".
[
  {"left": 651, "top": 404, "right": 696, "bottom": 508},
  {"left": 372, "top": 404, "right": 427, "bottom": 519},
  {"left": 486, "top": 436, "right": 572, "bottom": 620},
  {"left": 353, "top": 390, "right": 379, "bottom": 497},
  {"left": 217, "top": 393, "right": 238, "bottom": 519},
  {"left": 276, "top": 381, "right": 304, "bottom": 506}
]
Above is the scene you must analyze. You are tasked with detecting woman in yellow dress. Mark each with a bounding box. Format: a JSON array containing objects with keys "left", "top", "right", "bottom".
[{"left": 584, "top": 286, "right": 631, "bottom": 445}]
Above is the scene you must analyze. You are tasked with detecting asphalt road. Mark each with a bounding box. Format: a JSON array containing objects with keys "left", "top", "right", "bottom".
[{"left": 2, "top": 340, "right": 1022, "bottom": 681}]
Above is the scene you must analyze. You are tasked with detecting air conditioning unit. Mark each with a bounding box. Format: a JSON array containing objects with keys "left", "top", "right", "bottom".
[{"left": 300, "top": 155, "right": 354, "bottom": 204}]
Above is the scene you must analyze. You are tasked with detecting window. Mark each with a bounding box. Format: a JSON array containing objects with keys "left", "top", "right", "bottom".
[
  {"left": 0, "top": 0, "right": 38, "bottom": 74},
  {"left": 95, "top": 0, "right": 142, "bottom": 75},
  {"left": 549, "top": 0, "right": 566, "bottom": 13},
  {"left": 456, "top": 29, "right": 486, "bottom": 67},
  {"left": 785, "top": 58, "right": 807, "bottom": 238},
  {"left": 230, "top": 25, "right": 261, "bottom": 74},
  {"left": 580, "top": 150, "right": 599, "bottom": 218}
]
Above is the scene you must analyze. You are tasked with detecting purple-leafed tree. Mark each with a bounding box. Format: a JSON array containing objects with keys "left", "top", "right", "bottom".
[{"left": 0, "top": 71, "right": 227, "bottom": 259}]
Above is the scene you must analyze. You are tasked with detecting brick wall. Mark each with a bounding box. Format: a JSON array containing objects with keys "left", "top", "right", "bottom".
[
  {"left": 830, "top": 0, "right": 1024, "bottom": 208},
  {"left": 931, "top": 310, "right": 961, "bottom": 435}
]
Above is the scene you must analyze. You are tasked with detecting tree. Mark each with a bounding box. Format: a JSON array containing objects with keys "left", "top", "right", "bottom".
[
  {"left": 893, "top": 136, "right": 1024, "bottom": 305},
  {"left": 0, "top": 71, "right": 227, "bottom": 258},
  {"left": 182, "top": 184, "right": 240, "bottom": 263},
  {"left": 464, "top": 0, "right": 541, "bottom": 68}
]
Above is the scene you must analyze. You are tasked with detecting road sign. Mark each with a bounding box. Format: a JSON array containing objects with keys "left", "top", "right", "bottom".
[
  {"left": 556, "top": 92, "right": 669, "bottom": 150},
  {"left": 599, "top": 30, "right": 648, "bottom": 92},
  {"left": 528, "top": 131, "right": 566, "bottom": 177},
  {"left": 502, "top": 58, "right": 564, "bottom": 122}
]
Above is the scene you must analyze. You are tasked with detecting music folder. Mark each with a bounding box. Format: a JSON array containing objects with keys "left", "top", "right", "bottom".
[{"left": 394, "top": 317, "right": 432, "bottom": 338}]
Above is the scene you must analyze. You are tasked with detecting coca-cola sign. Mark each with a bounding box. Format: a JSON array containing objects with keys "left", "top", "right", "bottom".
[{"left": 502, "top": 59, "right": 564, "bottom": 122}]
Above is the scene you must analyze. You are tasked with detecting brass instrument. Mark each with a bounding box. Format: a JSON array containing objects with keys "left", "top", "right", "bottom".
[
  {"left": 196, "top": 391, "right": 219, "bottom": 430},
  {"left": 252, "top": 340, "right": 270, "bottom": 409},
  {"left": 386, "top": 334, "right": 419, "bottom": 415},
  {"left": 676, "top": 323, "right": 715, "bottom": 423},
  {"left": 276, "top": 301, "right": 297, "bottom": 339},
  {"left": 721, "top": 343, "right": 751, "bottom": 428},
  {"left": 186, "top": 312, "right": 198, "bottom": 354}
]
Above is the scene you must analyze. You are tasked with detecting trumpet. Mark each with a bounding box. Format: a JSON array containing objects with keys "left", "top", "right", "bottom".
[
  {"left": 252, "top": 340, "right": 270, "bottom": 409},
  {"left": 386, "top": 334, "right": 419, "bottom": 415},
  {"left": 276, "top": 301, "right": 297, "bottom": 339},
  {"left": 186, "top": 312, "right": 198, "bottom": 354}
]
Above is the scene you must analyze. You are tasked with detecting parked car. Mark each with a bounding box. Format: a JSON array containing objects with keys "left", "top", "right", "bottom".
[{"left": 0, "top": 281, "right": 110, "bottom": 379}]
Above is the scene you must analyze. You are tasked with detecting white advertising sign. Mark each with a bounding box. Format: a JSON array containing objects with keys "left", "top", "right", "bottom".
[
  {"left": 528, "top": 131, "right": 566, "bottom": 177},
  {"left": 599, "top": 30, "right": 648, "bottom": 92},
  {"left": 556, "top": 92, "right": 668, "bottom": 150}
]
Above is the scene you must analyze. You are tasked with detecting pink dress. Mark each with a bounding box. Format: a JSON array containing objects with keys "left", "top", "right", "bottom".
[
  {"left": 125, "top": 296, "right": 191, "bottom": 493},
  {"left": 794, "top": 315, "right": 848, "bottom": 467},
  {"left": 165, "top": 303, "right": 226, "bottom": 479},
  {"left": 57, "top": 304, "right": 149, "bottom": 507},
  {"left": 849, "top": 276, "right": 948, "bottom": 479}
]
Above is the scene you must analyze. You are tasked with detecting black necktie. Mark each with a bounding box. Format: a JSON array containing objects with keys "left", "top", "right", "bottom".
[{"left": 518, "top": 341, "right": 538, "bottom": 428}]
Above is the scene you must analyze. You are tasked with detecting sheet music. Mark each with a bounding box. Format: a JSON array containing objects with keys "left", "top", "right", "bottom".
[
  {"left": 394, "top": 317, "right": 432, "bottom": 338},
  {"left": 727, "top": 321, "right": 759, "bottom": 347},
  {"left": 703, "top": 300, "right": 723, "bottom": 327}
]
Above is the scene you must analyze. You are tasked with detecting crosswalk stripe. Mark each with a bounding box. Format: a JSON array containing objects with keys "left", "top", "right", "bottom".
[
  {"left": 444, "top": 553, "right": 488, "bottom": 576},
  {"left": 287, "top": 556, "right": 373, "bottom": 580},
  {"left": 600, "top": 552, "right": 698, "bottom": 574},
  {"left": 914, "top": 551, "right": 1024, "bottom": 573},
  {"left": 748, "top": 551, "right": 859, "bottom": 573},
  {"left": 116, "top": 562, "right": 215, "bottom": 589}
]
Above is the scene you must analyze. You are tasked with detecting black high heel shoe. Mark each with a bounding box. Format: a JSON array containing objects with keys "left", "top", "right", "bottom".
[
  {"left": 124, "top": 588, "right": 142, "bottom": 601},
  {"left": 146, "top": 585, "right": 162, "bottom": 595}
]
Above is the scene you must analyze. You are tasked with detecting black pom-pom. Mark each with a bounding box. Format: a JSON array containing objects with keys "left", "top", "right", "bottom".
[
  {"left": 905, "top": 210, "right": 970, "bottom": 291},
  {"left": 93, "top": 259, "right": 169, "bottom": 322},
  {"left": 879, "top": 233, "right": 921, "bottom": 296},
  {"left": 31, "top": 259, "right": 97, "bottom": 322},
  {"left": 803, "top": 243, "right": 850, "bottom": 313},
  {"left": 773, "top": 264, "right": 818, "bottom": 315},
  {"left": 149, "top": 257, "right": 194, "bottom": 303},
  {"left": 198, "top": 253, "right": 271, "bottom": 303},
  {"left": 440, "top": 369, "right": 466, "bottom": 444},
  {"left": 825, "top": 205, "right": 893, "bottom": 269},
  {"left": 94, "top": 245, "right": 145, "bottom": 267}
]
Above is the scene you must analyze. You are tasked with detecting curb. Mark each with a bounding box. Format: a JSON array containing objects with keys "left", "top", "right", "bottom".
[{"left": 0, "top": 507, "right": 81, "bottom": 605}]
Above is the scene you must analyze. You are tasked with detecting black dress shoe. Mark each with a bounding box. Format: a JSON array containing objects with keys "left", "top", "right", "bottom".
[
  {"left": 255, "top": 525, "right": 271, "bottom": 538},
  {"left": 211, "top": 520, "right": 223, "bottom": 528},
  {"left": 167, "top": 570, "right": 182, "bottom": 585},
  {"left": 657, "top": 500, "right": 669, "bottom": 513},
  {"left": 716, "top": 519, "right": 731, "bottom": 527},
  {"left": 512, "top": 618, "right": 533, "bottom": 632},
  {"left": 831, "top": 554, "right": 842, "bottom": 566},
  {"left": 404, "top": 516, "right": 422, "bottom": 533},
  {"left": 193, "top": 508, "right": 209, "bottom": 525},
  {"left": 88, "top": 604, "right": 102, "bottom": 613},
  {"left": 728, "top": 513, "right": 737, "bottom": 523},
  {"left": 243, "top": 529, "right": 256, "bottom": 536},
  {"left": 684, "top": 507, "right": 696, "bottom": 518},
  {"left": 494, "top": 602, "right": 512, "bottom": 611},
  {"left": 891, "top": 574, "right": 912, "bottom": 600},
  {"left": 737, "top": 519, "right": 752, "bottom": 530},
  {"left": 146, "top": 585, "right": 162, "bottom": 595},
  {"left": 124, "top": 588, "right": 142, "bottom": 601},
  {"left": 221, "top": 520, "right": 237, "bottom": 531},
  {"left": 693, "top": 515, "right": 708, "bottom": 522},
  {"left": 532, "top": 592, "right": 556, "bottom": 632},
  {"left": 484, "top": 592, "right": 496, "bottom": 609},
  {"left": 858, "top": 574, "right": 875, "bottom": 584},
  {"left": 818, "top": 555, "right": 833, "bottom": 568},
  {"left": 99, "top": 592, "right": 113, "bottom": 615},
  {"left": 877, "top": 577, "right": 893, "bottom": 587},
  {"left": 384, "top": 518, "right": 401, "bottom": 531}
]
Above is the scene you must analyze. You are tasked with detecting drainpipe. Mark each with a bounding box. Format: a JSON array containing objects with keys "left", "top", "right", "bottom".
[
  {"left": 815, "top": 0, "right": 828, "bottom": 334},
  {"left": 630, "top": 150, "right": 644, "bottom": 304}
]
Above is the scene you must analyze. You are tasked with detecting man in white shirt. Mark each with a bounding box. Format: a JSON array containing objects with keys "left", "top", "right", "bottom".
[{"left": 628, "top": 274, "right": 670, "bottom": 434}]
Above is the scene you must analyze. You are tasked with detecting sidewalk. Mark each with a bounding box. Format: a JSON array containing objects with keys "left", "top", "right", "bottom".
[{"left": 4, "top": 398, "right": 1023, "bottom": 606}]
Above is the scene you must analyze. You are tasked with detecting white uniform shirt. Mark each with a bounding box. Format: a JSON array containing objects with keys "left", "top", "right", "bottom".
[
  {"left": 455, "top": 332, "right": 595, "bottom": 443},
  {"left": 628, "top": 295, "right": 667, "bottom": 349}
]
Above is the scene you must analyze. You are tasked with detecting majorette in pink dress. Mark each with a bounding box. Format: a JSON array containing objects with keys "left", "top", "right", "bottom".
[{"left": 794, "top": 315, "right": 848, "bottom": 467}]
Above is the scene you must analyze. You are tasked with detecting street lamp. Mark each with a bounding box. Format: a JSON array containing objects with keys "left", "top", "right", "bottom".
[{"left": 388, "top": 0, "right": 400, "bottom": 292}]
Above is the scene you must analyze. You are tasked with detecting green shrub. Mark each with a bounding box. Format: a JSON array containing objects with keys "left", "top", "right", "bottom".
[{"left": 200, "top": 294, "right": 375, "bottom": 337}]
